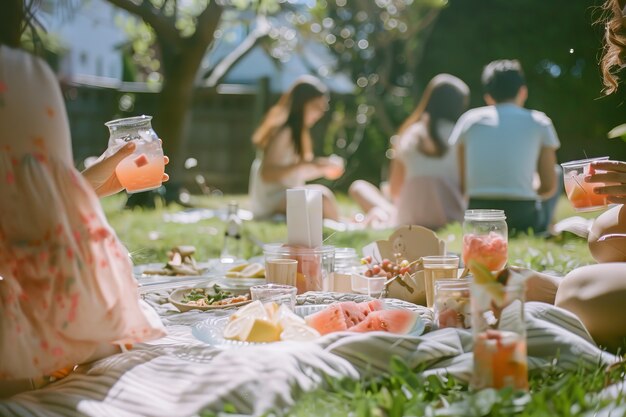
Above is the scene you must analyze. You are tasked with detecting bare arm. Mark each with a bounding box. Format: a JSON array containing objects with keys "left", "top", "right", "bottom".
[
  {"left": 536, "top": 146, "right": 557, "bottom": 200},
  {"left": 388, "top": 158, "right": 405, "bottom": 202},
  {"left": 259, "top": 129, "right": 326, "bottom": 183}
]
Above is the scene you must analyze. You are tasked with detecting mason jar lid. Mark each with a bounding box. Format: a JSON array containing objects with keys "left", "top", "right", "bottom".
[
  {"left": 105, "top": 115, "right": 153, "bottom": 129},
  {"left": 464, "top": 209, "right": 506, "bottom": 221}
]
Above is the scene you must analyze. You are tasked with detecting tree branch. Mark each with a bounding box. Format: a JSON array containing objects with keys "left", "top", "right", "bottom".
[
  {"left": 203, "top": 16, "right": 271, "bottom": 86},
  {"left": 106, "top": 0, "right": 182, "bottom": 49},
  {"left": 192, "top": 0, "right": 224, "bottom": 46}
]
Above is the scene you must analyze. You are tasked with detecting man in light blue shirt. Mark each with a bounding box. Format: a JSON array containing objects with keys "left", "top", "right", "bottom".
[{"left": 450, "top": 59, "right": 560, "bottom": 234}]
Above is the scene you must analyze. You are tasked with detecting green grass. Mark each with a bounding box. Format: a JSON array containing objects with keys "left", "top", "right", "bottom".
[
  {"left": 103, "top": 194, "right": 593, "bottom": 273},
  {"left": 103, "top": 193, "right": 615, "bottom": 417}
]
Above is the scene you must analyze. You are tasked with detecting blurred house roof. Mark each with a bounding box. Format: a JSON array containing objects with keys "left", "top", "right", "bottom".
[
  {"left": 202, "top": 13, "right": 354, "bottom": 94},
  {"left": 39, "top": 0, "right": 353, "bottom": 93}
]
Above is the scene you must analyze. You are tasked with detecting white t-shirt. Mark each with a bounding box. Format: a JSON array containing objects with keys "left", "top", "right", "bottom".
[
  {"left": 449, "top": 103, "right": 560, "bottom": 200},
  {"left": 396, "top": 119, "right": 459, "bottom": 184}
]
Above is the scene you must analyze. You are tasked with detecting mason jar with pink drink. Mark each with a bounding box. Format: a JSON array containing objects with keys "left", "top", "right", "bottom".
[
  {"left": 105, "top": 115, "right": 165, "bottom": 193},
  {"left": 462, "top": 209, "right": 508, "bottom": 272}
]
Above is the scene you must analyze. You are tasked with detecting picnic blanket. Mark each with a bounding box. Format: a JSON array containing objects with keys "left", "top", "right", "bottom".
[{"left": 0, "top": 292, "right": 618, "bottom": 417}]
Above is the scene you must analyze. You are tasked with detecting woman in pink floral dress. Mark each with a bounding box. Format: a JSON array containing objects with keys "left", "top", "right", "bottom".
[{"left": 0, "top": 0, "right": 166, "bottom": 395}]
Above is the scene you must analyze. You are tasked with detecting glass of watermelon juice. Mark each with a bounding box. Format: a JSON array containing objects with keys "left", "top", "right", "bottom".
[
  {"left": 105, "top": 115, "right": 165, "bottom": 193},
  {"left": 561, "top": 157, "right": 610, "bottom": 212},
  {"left": 470, "top": 282, "right": 528, "bottom": 391}
]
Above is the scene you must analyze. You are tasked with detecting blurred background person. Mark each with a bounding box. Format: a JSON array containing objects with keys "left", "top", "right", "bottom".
[
  {"left": 451, "top": 59, "right": 560, "bottom": 235},
  {"left": 249, "top": 76, "right": 344, "bottom": 221},
  {"left": 349, "top": 74, "right": 470, "bottom": 230}
]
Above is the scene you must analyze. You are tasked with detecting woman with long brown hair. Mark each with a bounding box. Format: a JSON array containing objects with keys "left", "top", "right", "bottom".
[
  {"left": 249, "top": 75, "right": 344, "bottom": 220},
  {"left": 349, "top": 73, "right": 470, "bottom": 229}
]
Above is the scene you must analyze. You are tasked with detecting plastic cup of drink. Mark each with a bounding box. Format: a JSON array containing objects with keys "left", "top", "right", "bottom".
[
  {"left": 422, "top": 255, "right": 460, "bottom": 308},
  {"left": 265, "top": 259, "right": 298, "bottom": 286},
  {"left": 250, "top": 284, "right": 297, "bottom": 310},
  {"left": 105, "top": 116, "right": 165, "bottom": 193},
  {"left": 561, "top": 156, "right": 610, "bottom": 212},
  {"left": 327, "top": 154, "right": 345, "bottom": 178}
]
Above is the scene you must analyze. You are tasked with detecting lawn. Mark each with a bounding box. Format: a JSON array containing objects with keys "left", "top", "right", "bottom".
[
  {"left": 103, "top": 193, "right": 625, "bottom": 416},
  {"left": 104, "top": 193, "right": 594, "bottom": 275}
]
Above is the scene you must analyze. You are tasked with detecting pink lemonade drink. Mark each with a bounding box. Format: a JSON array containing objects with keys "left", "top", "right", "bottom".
[
  {"left": 473, "top": 330, "right": 528, "bottom": 390},
  {"left": 105, "top": 116, "right": 165, "bottom": 194},
  {"left": 471, "top": 282, "right": 527, "bottom": 391},
  {"left": 115, "top": 140, "right": 165, "bottom": 193},
  {"left": 561, "top": 157, "right": 610, "bottom": 212},
  {"left": 462, "top": 232, "right": 508, "bottom": 272}
]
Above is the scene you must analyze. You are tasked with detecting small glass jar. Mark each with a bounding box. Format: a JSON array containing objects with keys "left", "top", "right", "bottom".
[
  {"left": 263, "top": 244, "right": 335, "bottom": 294},
  {"left": 462, "top": 209, "right": 508, "bottom": 272},
  {"left": 332, "top": 248, "right": 363, "bottom": 293},
  {"left": 471, "top": 282, "right": 528, "bottom": 391},
  {"left": 434, "top": 279, "right": 471, "bottom": 330},
  {"left": 105, "top": 115, "right": 164, "bottom": 193}
]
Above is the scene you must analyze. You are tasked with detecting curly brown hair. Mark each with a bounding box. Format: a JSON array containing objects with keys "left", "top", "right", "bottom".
[{"left": 600, "top": 0, "right": 626, "bottom": 94}]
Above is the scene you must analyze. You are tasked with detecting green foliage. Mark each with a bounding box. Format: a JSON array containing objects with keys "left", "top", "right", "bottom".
[
  {"left": 103, "top": 194, "right": 592, "bottom": 268},
  {"left": 303, "top": 0, "right": 448, "bottom": 186},
  {"left": 288, "top": 358, "right": 626, "bottom": 417},
  {"left": 418, "top": 0, "right": 626, "bottom": 163}
]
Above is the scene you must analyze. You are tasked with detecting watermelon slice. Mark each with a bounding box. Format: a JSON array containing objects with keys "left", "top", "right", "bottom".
[
  {"left": 305, "top": 301, "right": 367, "bottom": 335},
  {"left": 356, "top": 299, "right": 384, "bottom": 317},
  {"left": 133, "top": 153, "right": 149, "bottom": 168},
  {"left": 348, "top": 309, "right": 421, "bottom": 335},
  {"left": 305, "top": 304, "right": 348, "bottom": 335},
  {"left": 339, "top": 301, "right": 367, "bottom": 327}
]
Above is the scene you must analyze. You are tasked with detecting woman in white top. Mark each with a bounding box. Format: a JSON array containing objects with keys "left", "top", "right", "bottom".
[
  {"left": 249, "top": 76, "right": 344, "bottom": 220},
  {"left": 349, "top": 74, "right": 470, "bottom": 230}
]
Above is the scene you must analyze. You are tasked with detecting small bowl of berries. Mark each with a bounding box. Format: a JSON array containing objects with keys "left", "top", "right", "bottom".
[{"left": 352, "top": 255, "right": 421, "bottom": 298}]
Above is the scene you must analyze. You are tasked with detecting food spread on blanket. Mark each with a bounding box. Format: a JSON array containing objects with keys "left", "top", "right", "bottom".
[
  {"left": 223, "top": 301, "right": 320, "bottom": 342},
  {"left": 222, "top": 299, "right": 420, "bottom": 343},
  {"left": 225, "top": 263, "right": 265, "bottom": 279},
  {"left": 360, "top": 255, "right": 419, "bottom": 278},
  {"left": 304, "top": 300, "right": 419, "bottom": 335},
  {"left": 353, "top": 253, "right": 422, "bottom": 297},
  {"left": 469, "top": 263, "right": 528, "bottom": 390},
  {"left": 182, "top": 284, "right": 250, "bottom": 307},
  {"left": 142, "top": 246, "right": 206, "bottom": 276}
]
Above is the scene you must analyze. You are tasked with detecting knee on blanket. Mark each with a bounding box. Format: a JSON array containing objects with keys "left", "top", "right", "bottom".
[{"left": 555, "top": 263, "right": 626, "bottom": 353}]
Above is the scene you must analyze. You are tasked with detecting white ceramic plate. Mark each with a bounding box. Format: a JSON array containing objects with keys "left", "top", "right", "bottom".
[
  {"left": 191, "top": 304, "right": 328, "bottom": 348},
  {"left": 169, "top": 286, "right": 252, "bottom": 312}
]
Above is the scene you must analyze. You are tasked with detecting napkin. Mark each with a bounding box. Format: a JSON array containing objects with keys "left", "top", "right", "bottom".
[{"left": 286, "top": 188, "right": 322, "bottom": 248}]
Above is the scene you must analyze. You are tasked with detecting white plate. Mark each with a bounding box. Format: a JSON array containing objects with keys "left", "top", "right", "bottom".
[
  {"left": 169, "top": 286, "right": 252, "bottom": 312},
  {"left": 134, "top": 262, "right": 216, "bottom": 280},
  {"left": 191, "top": 302, "right": 425, "bottom": 348},
  {"left": 191, "top": 305, "right": 328, "bottom": 348}
]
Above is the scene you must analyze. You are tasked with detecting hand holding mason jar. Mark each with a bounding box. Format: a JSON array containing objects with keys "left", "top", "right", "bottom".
[{"left": 104, "top": 115, "right": 167, "bottom": 194}]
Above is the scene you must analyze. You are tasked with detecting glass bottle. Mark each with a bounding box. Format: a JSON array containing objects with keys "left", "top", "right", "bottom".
[
  {"left": 462, "top": 209, "right": 508, "bottom": 272},
  {"left": 105, "top": 115, "right": 164, "bottom": 193},
  {"left": 220, "top": 202, "right": 242, "bottom": 264}
]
